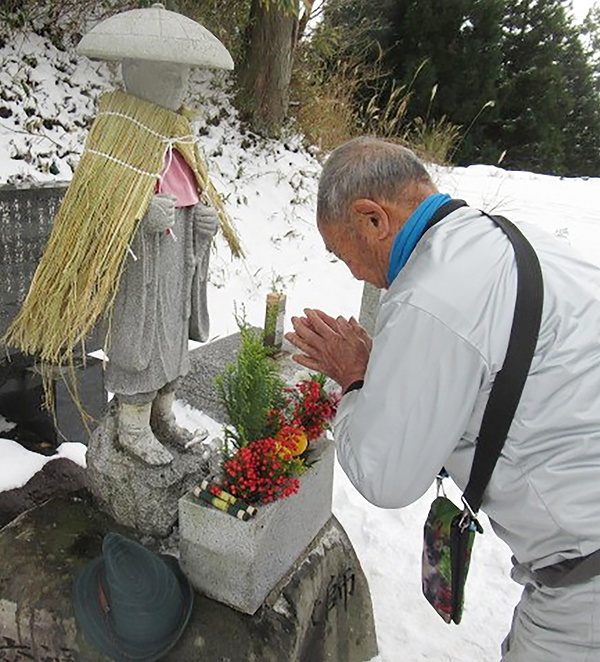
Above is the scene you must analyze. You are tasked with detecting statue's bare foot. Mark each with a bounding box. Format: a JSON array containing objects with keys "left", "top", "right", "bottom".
[
  {"left": 151, "top": 392, "right": 208, "bottom": 451},
  {"left": 117, "top": 402, "right": 173, "bottom": 466},
  {"left": 152, "top": 414, "right": 209, "bottom": 451},
  {"left": 185, "top": 425, "right": 210, "bottom": 449},
  {"left": 119, "top": 428, "right": 174, "bottom": 465}
]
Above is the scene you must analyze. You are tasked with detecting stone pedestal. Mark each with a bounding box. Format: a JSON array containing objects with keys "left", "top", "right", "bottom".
[
  {"left": 358, "top": 282, "right": 383, "bottom": 336},
  {"left": 0, "top": 183, "right": 106, "bottom": 448},
  {"left": 0, "top": 491, "right": 378, "bottom": 662},
  {"left": 179, "top": 437, "right": 334, "bottom": 614},
  {"left": 0, "top": 353, "right": 105, "bottom": 450},
  {"left": 0, "top": 184, "right": 67, "bottom": 341},
  {"left": 86, "top": 407, "right": 207, "bottom": 537}
]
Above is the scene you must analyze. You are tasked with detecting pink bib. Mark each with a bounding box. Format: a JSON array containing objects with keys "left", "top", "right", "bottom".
[{"left": 156, "top": 148, "right": 200, "bottom": 208}]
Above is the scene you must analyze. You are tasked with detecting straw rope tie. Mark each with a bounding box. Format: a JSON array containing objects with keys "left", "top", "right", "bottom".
[
  {"left": 84, "top": 148, "right": 160, "bottom": 178},
  {"left": 97, "top": 110, "right": 190, "bottom": 141},
  {"left": 159, "top": 136, "right": 201, "bottom": 180},
  {"left": 86, "top": 138, "right": 198, "bottom": 182},
  {"left": 92, "top": 111, "right": 199, "bottom": 183}
]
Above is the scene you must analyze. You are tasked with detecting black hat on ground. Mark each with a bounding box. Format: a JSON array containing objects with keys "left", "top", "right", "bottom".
[{"left": 73, "top": 532, "right": 194, "bottom": 662}]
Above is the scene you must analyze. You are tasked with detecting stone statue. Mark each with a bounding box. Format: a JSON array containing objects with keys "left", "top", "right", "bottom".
[
  {"left": 3, "top": 4, "right": 238, "bottom": 469},
  {"left": 77, "top": 6, "right": 236, "bottom": 467},
  {"left": 104, "top": 59, "right": 218, "bottom": 467}
]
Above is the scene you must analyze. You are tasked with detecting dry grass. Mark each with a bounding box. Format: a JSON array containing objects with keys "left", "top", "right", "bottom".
[
  {"left": 291, "top": 63, "right": 358, "bottom": 152},
  {"left": 407, "top": 116, "right": 462, "bottom": 165},
  {"left": 290, "top": 37, "right": 461, "bottom": 164}
]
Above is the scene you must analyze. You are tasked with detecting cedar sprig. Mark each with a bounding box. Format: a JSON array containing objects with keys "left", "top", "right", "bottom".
[{"left": 216, "top": 322, "right": 285, "bottom": 448}]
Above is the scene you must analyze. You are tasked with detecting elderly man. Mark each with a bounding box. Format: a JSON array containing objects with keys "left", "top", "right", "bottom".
[{"left": 286, "top": 137, "right": 600, "bottom": 661}]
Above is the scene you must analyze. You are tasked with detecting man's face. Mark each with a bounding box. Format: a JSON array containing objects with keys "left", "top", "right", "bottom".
[{"left": 318, "top": 216, "right": 388, "bottom": 289}]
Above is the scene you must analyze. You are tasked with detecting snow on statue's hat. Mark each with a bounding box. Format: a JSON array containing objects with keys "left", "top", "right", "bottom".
[
  {"left": 73, "top": 532, "right": 194, "bottom": 662},
  {"left": 77, "top": 2, "right": 234, "bottom": 70}
]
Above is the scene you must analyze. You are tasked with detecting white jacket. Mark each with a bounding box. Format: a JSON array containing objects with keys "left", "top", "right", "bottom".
[{"left": 335, "top": 205, "right": 600, "bottom": 569}]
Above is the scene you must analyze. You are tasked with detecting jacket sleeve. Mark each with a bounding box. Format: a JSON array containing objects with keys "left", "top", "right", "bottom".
[{"left": 334, "top": 298, "right": 489, "bottom": 508}]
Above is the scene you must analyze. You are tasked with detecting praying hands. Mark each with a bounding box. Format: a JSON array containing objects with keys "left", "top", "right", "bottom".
[{"left": 285, "top": 308, "right": 372, "bottom": 392}]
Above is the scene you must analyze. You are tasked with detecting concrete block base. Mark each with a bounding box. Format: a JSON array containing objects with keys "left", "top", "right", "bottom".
[{"left": 179, "top": 437, "right": 334, "bottom": 614}]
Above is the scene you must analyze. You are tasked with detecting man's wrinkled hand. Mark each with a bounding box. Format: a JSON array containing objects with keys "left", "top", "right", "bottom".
[{"left": 285, "top": 308, "right": 371, "bottom": 390}]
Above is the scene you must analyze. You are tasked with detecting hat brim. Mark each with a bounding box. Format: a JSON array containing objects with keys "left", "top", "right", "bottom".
[
  {"left": 73, "top": 554, "right": 194, "bottom": 662},
  {"left": 76, "top": 6, "right": 234, "bottom": 70}
]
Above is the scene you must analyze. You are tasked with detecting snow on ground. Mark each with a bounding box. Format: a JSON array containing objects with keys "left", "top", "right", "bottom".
[
  {"left": 1, "top": 28, "right": 600, "bottom": 662},
  {"left": 0, "top": 438, "right": 86, "bottom": 491}
]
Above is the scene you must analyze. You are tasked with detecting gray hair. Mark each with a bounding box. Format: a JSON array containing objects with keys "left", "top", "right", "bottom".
[{"left": 317, "top": 137, "right": 432, "bottom": 225}]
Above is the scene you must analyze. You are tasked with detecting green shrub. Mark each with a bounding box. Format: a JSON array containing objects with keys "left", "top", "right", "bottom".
[{"left": 215, "top": 324, "right": 285, "bottom": 448}]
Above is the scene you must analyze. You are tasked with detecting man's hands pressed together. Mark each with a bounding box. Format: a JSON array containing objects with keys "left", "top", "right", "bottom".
[{"left": 285, "top": 308, "right": 372, "bottom": 392}]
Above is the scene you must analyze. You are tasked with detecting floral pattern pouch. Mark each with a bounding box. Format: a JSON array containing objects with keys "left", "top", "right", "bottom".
[{"left": 422, "top": 495, "right": 478, "bottom": 624}]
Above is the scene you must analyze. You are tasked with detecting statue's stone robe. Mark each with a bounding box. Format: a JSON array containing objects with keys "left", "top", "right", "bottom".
[{"left": 105, "top": 203, "right": 212, "bottom": 396}]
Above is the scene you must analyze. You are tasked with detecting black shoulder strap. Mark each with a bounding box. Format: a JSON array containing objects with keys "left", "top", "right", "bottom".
[
  {"left": 426, "top": 201, "right": 544, "bottom": 516},
  {"left": 424, "top": 199, "right": 468, "bottom": 231},
  {"left": 464, "top": 212, "right": 543, "bottom": 514}
]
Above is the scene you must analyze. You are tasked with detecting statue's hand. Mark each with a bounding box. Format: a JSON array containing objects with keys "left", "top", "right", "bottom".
[
  {"left": 192, "top": 199, "right": 219, "bottom": 242},
  {"left": 143, "top": 193, "right": 177, "bottom": 233}
]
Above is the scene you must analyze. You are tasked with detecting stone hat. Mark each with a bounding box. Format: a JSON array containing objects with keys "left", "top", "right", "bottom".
[
  {"left": 73, "top": 532, "right": 194, "bottom": 662},
  {"left": 77, "top": 2, "right": 234, "bottom": 70}
]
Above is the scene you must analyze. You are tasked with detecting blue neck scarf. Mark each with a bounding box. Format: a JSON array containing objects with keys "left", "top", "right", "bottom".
[{"left": 386, "top": 193, "right": 451, "bottom": 285}]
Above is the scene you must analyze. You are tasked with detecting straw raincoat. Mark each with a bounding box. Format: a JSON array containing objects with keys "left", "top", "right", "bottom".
[{"left": 4, "top": 90, "right": 239, "bottom": 392}]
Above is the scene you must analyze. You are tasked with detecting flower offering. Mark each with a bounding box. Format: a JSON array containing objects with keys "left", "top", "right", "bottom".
[{"left": 214, "top": 325, "right": 339, "bottom": 506}]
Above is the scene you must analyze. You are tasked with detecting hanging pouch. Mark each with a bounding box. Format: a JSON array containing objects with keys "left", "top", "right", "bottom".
[{"left": 422, "top": 494, "right": 479, "bottom": 624}]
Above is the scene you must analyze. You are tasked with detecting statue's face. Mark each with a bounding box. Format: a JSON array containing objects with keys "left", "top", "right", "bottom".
[{"left": 121, "top": 60, "right": 191, "bottom": 111}]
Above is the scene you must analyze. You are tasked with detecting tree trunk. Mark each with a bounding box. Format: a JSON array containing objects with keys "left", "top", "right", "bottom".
[{"left": 237, "top": 0, "right": 297, "bottom": 137}]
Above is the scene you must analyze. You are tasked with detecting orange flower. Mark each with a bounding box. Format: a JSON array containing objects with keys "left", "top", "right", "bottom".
[{"left": 276, "top": 424, "right": 308, "bottom": 457}]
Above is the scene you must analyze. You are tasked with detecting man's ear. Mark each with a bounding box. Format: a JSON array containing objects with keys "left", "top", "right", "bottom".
[{"left": 351, "top": 198, "right": 391, "bottom": 239}]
